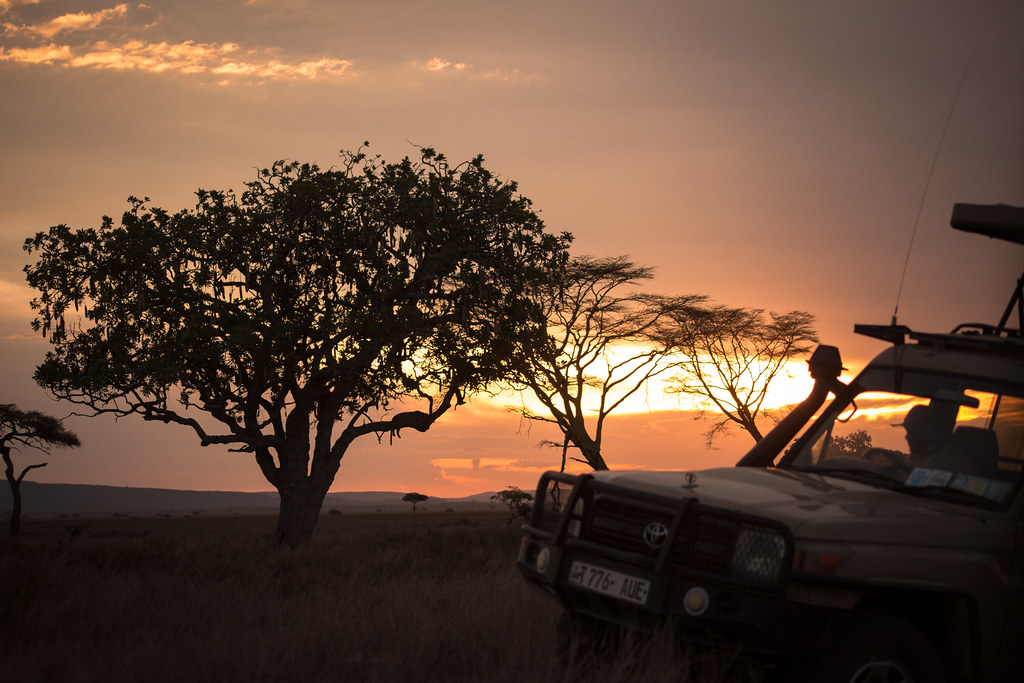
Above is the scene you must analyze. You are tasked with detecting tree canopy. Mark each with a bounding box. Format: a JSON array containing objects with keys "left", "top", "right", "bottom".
[
  {"left": 491, "top": 485, "right": 534, "bottom": 524},
  {"left": 23, "top": 145, "right": 571, "bottom": 546},
  {"left": 402, "top": 492, "right": 428, "bottom": 512},
  {"left": 1, "top": 404, "right": 80, "bottom": 536},
  {"left": 509, "top": 255, "right": 702, "bottom": 470},
  {"left": 657, "top": 306, "right": 818, "bottom": 445}
]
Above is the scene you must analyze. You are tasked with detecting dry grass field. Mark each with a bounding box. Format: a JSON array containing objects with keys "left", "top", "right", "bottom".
[{"left": 0, "top": 511, "right": 765, "bottom": 682}]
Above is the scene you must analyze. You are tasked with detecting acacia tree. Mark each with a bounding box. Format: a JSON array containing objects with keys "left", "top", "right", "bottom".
[
  {"left": 23, "top": 145, "right": 571, "bottom": 547},
  {"left": 402, "top": 492, "right": 428, "bottom": 512},
  {"left": 1, "top": 404, "right": 80, "bottom": 536},
  {"left": 658, "top": 306, "right": 817, "bottom": 445},
  {"left": 509, "top": 255, "right": 703, "bottom": 470}
]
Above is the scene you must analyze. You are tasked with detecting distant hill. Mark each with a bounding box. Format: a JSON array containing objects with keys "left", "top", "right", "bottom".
[{"left": 0, "top": 482, "right": 498, "bottom": 517}]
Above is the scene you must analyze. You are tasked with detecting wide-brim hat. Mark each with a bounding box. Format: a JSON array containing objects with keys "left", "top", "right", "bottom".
[{"left": 896, "top": 404, "right": 947, "bottom": 441}]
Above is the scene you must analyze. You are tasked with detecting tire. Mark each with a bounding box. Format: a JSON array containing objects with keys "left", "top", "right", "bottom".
[{"left": 789, "top": 612, "right": 945, "bottom": 683}]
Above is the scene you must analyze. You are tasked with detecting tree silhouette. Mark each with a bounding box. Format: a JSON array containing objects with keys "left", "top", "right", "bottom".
[
  {"left": 509, "top": 255, "right": 702, "bottom": 470},
  {"left": 402, "top": 492, "right": 428, "bottom": 512},
  {"left": 657, "top": 306, "right": 818, "bottom": 445},
  {"left": 491, "top": 486, "right": 533, "bottom": 524},
  {"left": 23, "top": 145, "right": 570, "bottom": 547},
  {"left": 829, "top": 429, "right": 873, "bottom": 458},
  {"left": 1, "top": 404, "right": 80, "bottom": 536}
]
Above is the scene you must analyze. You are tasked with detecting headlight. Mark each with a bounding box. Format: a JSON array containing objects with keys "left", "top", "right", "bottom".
[
  {"left": 792, "top": 542, "right": 852, "bottom": 576},
  {"left": 731, "top": 526, "right": 787, "bottom": 585}
]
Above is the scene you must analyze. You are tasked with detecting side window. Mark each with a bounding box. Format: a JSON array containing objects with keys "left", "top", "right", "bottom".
[
  {"left": 818, "top": 392, "right": 922, "bottom": 462},
  {"left": 991, "top": 395, "right": 1024, "bottom": 471},
  {"left": 808, "top": 428, "right": 828, "bottom": 464}
]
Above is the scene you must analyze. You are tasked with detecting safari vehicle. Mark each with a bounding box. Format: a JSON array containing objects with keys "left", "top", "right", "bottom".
[{"left": 517, "top": 203, "right": 1024, "bottom": 682}]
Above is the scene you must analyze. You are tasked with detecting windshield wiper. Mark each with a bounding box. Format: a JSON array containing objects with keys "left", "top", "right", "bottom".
[{"left": 789, "top": 465, "right": 901, "bottom": 484}]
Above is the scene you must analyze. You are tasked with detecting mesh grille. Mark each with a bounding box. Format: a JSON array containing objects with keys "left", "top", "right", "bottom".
[
  {"left": 584, "top": 495, "right": 784, "bottom": 587},
  {"left": 681, "top": 515, "right": 735, "bottom": 575}
]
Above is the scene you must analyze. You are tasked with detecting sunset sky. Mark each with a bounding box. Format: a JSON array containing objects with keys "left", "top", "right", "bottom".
[{"left": 2, "top": 0, "right": 1023, "bottom": 498}]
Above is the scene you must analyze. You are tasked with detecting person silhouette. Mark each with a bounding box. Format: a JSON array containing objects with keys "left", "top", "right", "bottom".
[{"left": 899, "top": 404, "right": 974, "bottom": 474}]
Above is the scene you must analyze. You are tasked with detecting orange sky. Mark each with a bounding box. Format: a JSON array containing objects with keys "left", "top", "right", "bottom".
[{"left": 2, "top": 0, "right": 1023, "bottom": 498}]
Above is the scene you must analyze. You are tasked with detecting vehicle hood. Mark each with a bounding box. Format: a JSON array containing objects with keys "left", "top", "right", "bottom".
[{"left": 593, "top": 467, "right": 1010, "bottom": 549}]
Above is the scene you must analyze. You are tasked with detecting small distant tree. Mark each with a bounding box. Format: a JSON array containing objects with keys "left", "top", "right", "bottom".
[
  {"left": 657, "top": 306, "right": 817, "bottom": 446},
  {"left": 402, "top": 492, "right": 428, "bottom": 512},
  {"left": 825, "top": 429, "right": 908, "bottom": 466},
  {"left": 829, "top": 429, "right": 873, "bottom": 458},
  {"left": 1, "top": 404, "right": 80, "bottom": 536},
  {"left": 491, "top": 486, "right": 534, "bottom": 524},
  {"left": 509, "top": 255, "right": 704, "bottom": 471}
]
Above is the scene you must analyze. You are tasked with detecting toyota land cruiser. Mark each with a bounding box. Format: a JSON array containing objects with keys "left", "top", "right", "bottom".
[{"left": 517, "top": 203, "right": 1024, "bottom": 682}]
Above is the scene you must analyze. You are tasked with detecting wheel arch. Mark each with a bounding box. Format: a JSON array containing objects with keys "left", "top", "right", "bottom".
[{"left": 853, "top": 588, "right": 978, "bottom": 680}]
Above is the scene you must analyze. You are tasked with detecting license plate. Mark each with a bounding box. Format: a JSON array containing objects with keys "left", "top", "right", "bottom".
[{"left": 568, "top": 561, "right": 650, "bottom": 605}]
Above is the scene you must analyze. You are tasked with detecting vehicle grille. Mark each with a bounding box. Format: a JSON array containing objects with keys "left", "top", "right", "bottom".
[
  {"left": 587, "top": 497, "right": 666, "bottom": 555},
  {"left": 584, "top": 494, "right": 784, "bottom": 587},
  {"left": 673, "top": 514, "right": 734, "bottom": 576}
]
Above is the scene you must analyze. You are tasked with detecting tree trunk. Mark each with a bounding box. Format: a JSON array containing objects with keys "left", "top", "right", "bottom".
[
  {"left": 8, "top": 479, "right": 21, "bottom": 537},
  {"left": 737, "top": 407, "right": 764, "bottom": 442},
  {"left": 576, "top": 435, "right": 608, "bottom": 471},
  {"left": 577, "top": 444, "right": 608, "bottom": 470},
  {"left": 273, "top": 480, "right": 329, "bottom": 547},
  {"left": 3, "top": 452, "right": 22, "bottom": 537}
]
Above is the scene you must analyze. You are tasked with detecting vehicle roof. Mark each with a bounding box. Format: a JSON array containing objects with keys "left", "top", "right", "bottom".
[{"left": 863, "top": 334, "right": 1024, "bottom": 389}]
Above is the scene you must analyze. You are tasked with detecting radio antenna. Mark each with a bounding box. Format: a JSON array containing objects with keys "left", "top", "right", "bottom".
[{"left": 891, "top": 52, "right": 974, "bottom": 326}]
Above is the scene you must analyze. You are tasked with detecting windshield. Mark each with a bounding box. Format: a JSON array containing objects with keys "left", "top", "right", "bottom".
[{"left": 783, "top": 366, "right": 1024, "bottom": 507}]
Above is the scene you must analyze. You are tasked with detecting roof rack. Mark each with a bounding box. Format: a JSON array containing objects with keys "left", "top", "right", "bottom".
[
  {"left": 854, "top": 324, "right": 910, "bottom": 344},
  {"left": 909, "top": 329, "right": 1024, "bottom": 356},
  {"left": 950, "top": 323, "right": 1023, "bottom": 339},
  {"left": 855, "top": 323, "right": 1023, "bottom": 356}
]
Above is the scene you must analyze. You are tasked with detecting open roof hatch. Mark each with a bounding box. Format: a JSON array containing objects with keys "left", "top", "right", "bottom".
[
  {"left": 951, "top": 203, "right": 1024, "bottom": 333},
  {"left": 950, "top": 203, "right": 1024, "bottom": 245}
]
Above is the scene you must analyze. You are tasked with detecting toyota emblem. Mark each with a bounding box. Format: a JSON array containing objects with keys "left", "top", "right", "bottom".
[{"left": 643, "top": 521, "right": 669, "bottom": 549}]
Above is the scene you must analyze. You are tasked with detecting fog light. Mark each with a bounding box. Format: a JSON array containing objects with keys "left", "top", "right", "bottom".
[
  {"left": 536, "top": 547, "right": 551, "bottom": 573},
  {"left": 683, "top": 587, "right": 709, "bottom": 616}
]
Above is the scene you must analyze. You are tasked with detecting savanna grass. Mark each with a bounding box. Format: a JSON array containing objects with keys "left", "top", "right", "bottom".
[{"left": 0, "top": 512, "right": 764, "bottom": 682}]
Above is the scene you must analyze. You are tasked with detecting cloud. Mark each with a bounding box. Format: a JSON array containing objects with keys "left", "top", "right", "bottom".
[
  {"left": 411, "top": 56, "right": 538, "bottom": 84},
  {"left": 429, "top": 456, "right": 548, "bottom": 473},
  {"left": 419, "top": 56, "right": 466, "bottom": 72},
  {"left": 2, "top": 8, "right": 534, "bottom": 86},
  {"left": 0, "top": 36, "right": 353, "bottom": 80},
  {"left": 213, "top": 56, "right": 353, "bottom": 79},
  {"left": 0, "top": 42, "right": 70, "bottom": 63},
  {"left": 0, "top": 0, "right": 42, "bottom": 16},
  {"left": 72, "top": 39, "right": 236, "bottom": 73},
  {"left": 0, "top": 3, "right": 354, "bottom": 82},
  {"left": 3, "top": 4, "right": 127, "bottom": 39}
]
